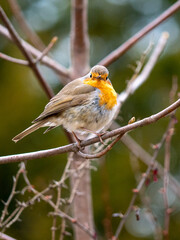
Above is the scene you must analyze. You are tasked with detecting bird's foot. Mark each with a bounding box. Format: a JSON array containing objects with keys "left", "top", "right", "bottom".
[
  {"left": 72, "top": 131, "right": 84, "bottom": 150},
  {"left": 94, "top": 132, "right": 107, "bottom": 146},
  {"left": 81, "top": 128, "right": 107, "bottom": 146}
]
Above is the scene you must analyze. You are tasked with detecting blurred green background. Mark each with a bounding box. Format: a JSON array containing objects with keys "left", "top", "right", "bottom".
[{"left": 0, "top": 0, "right": 180, "bottom": 239}]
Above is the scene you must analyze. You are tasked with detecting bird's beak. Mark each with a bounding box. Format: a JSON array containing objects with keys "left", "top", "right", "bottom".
[{"left": 96, "top": 75, "right": 102, "bottom": 80}]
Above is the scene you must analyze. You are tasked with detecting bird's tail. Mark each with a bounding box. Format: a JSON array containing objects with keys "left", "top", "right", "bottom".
[{"left": 12, "top": 121, "right": 45, "bottom": 143}]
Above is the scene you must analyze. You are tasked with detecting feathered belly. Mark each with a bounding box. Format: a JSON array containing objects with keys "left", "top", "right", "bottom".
[{"left": 60, "top": 96, "right": 116, "bottom": 133}]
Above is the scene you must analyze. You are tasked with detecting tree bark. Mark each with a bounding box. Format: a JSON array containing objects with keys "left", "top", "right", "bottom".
[
  {"left": 69, "top": 0, "right": 94, "bottom": 239},
  {"left": 70, "top": 153, "right": 94, "bottom": 239}
]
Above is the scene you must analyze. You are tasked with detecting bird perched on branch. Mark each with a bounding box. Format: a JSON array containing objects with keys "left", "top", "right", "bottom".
[{"left": 13, "top": 65, "right": 117, "bottom": 143}]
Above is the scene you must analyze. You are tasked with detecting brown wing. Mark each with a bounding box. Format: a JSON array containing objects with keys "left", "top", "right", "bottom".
[{"left": 33, "top": 78, "right": 95, "bottom": 122}]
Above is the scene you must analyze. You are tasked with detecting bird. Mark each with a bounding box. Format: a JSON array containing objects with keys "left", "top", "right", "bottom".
[{"left": 12, "top": 65, "right": 117, "bottom": 143}]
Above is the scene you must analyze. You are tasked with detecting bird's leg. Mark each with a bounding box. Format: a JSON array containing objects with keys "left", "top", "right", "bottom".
[
  {"left": 81, "top": 128, "right": 107, "bottom": 145},
  {"left": 72, "top": 131, "right": 83, "bottom": 150}
]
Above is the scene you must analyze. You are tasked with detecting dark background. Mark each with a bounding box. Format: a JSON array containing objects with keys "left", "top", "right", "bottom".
[{"left": 0, "top": 0, "right": 180, "bottom": 239}]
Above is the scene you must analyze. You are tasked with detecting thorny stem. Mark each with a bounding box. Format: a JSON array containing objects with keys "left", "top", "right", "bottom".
[
  {"left": 113, "top": 117, "right": 176, "bottom": 239},
  {"left": 0, "top": 164, "right": 24, "bottom": 224},
  {"left": 163, "top": 79, "right": 178, "bottom": 239}
]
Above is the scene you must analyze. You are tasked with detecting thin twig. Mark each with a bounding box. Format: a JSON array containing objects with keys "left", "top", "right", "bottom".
[
  {"left": 21, "top": 165, "right": 96, "bottom": 239},
  {"left": 163, "top": 122, "right": 174, "bottom": 240},
  {"left": 0, "top": 7, "right": 54, "bottom": 99},
  {"left": 104, "top": 32, "right": 169, "bottom": 134},
  {"left": 98, "top": 1, "right": 180, "bottom": 66},
  {"left": 0, "top": 24, "right": 69, "bottom": 82},
  {"left": 77, "top": 133, "right": 124, "bottom": 159},
  {"left": 117, "top": 32, "right": 169, "bottom": 109},
  {"left": 163, "top": 79, "right": 178, "bottom": 239},
  {"left": 0, "top": 97, "right": 180, "bottom": 164},
  {"left": 0, "top": 52, "right": 28, "bottom": 65},
  {"left": 111, "top": 121, "right": 180, "bottom": 200},
  {"left": 113, "top": 118, "right": 175, "bottom": 239},
  {"left": 67, "top": 160, "right": 89, "bottom": 204},
  {"left": 127, "top": 40, "right": 153, "bottom": 82},
  {"left": 34, "top": 36, "right": 58, "bottom": 64},
  {"left": 59, "top": 219, "right": 66, "bottom": 240},
  {"left": 0, "top": 164, "right": 24, "bottom": 224}
]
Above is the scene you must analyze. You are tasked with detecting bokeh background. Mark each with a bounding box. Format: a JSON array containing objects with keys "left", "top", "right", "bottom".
[{"left": 0, "top": 0, "right": 180, "bottom": 239}]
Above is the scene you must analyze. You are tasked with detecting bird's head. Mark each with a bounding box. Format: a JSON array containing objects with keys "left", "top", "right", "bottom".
[{"left": 89, "top": 65, "right": 109, "bottom": 82}]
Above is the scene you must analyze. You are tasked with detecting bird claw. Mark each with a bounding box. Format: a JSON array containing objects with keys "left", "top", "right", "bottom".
[
  {"left": 94, "top": 132, "right": 107, "bottom": 146},
  {"left": 72, "top": 132, "right": 84, "bottom": 151}
]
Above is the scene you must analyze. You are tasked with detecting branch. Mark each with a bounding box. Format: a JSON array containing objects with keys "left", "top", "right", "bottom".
[
  {"left": 117, "top": 32, "right": 169, "bottom": 106},
  {"left": 0, "top": 52, "right": 28, "bottom": 65},
  {"left": 0, "top": 98, "right": 180, "bottom": 164},
  {"left": 0, "top": 232, "right": 16, "bottom": 240},
  {"left": 0, "top": 36, "right": 58, "bottom": 66},
  {"left": 77, "top": 133, "right": 124, "bottom": 159},
  {"left": 70, "top": 0, "right": 90, "bottom": 77},
  {"left": 0, "top": 7, "right": 54, "bottom": 99},
  {"left": 103, "top": 32, "right": 168, "bottom": 135},
  {"left": 0, "top": 24, "right": 69, "bottom": 81},
  {"left": 7, "top": 0, "right": 45, "bottom": 50},
  {"left": 163, "top": 79, "right": 177, "bottom": 239},
  {"left": 34, "top": 36, "right": 58, "bottom": 63},
  {"left": 0, "top": 165, "right": 24, "bottom": 224},
  {"left": 110, "top": 122, "right": 180, "bottom": 200},
  {"left": 113, "top": 118, "right": 174, "bottom": 239},
  {"left": 98, "top": 0, "right": 180, "bottom": 66}
]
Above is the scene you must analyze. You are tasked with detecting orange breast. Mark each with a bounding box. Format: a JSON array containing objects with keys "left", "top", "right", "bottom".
[{"left": 83, "top": 78, "right": 117, "bottom": 109}]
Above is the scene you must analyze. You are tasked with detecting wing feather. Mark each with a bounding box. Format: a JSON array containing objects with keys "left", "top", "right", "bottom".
[{"left": 33, "top": 78, "right": 95, "bottom": 122}]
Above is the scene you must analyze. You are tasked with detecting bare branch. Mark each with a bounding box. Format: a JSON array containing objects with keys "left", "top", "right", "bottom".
[
  {"left": 0, "top": 98, "right": 180, "bottom": 164},
  {"left": 21, "top": 163, "right": 96, "bottom": 239},
  {"left": 104, "top": 32, "right": 169, "bottom": 134},
  {"left": 0, "top": 232, "right": 16, "bottom": 240},
  {"left": 0, "top": 36, "right": 58, "bottom": 67},
  {"left": 110, "top": 121, "right": 180, "bottom": 199},
  {"left": 117, "top": 32, "right": 169, "bottom": 108},
  {"left": 98, "top": 1, "right": 180, "bottom": 66},
  {"left": 34, "top": 36, "right": 58, "bottom": 64},
  {"left": 77, "top": 133, "right": 124, "bottom": 159},
  {"left": 0, "top": 24, "right": 69, "bottom": 81},
  {"left": 0, "top": 164, "right": 24, "bottom": 224},
  {"left": 0, "top": 7, "right": 54, "bottom": 99},
  {"left": 7, "top": 0, "right": 45, "bottom": 50},
  {"left": 113, "top": 117, "right": 175, "bottom": 239},
  {"left": 0, "top": 52, "right": 28, "bottom": 65},
  {"left": 163, "top": 79, "right": 177, "bottom": 239}
]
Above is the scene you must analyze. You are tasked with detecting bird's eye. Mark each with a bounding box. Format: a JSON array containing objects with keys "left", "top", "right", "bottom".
[
  {"left": 90, "top": 74, "right": 92, "bottom": 78},
  {"left": 106, "top": 76, "right": 108, "bottom": 80}
]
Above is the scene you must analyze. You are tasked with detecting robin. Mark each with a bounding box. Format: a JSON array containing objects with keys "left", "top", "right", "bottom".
[{"left": 12, "top": 65, "right": 117, "bottom": 143}]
